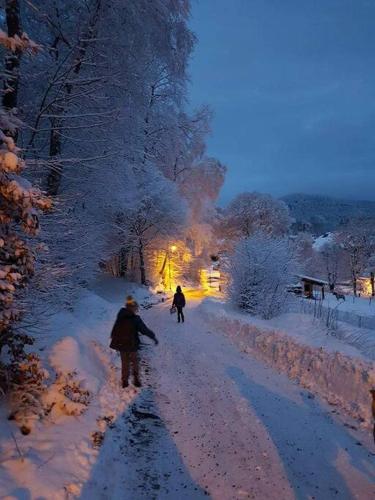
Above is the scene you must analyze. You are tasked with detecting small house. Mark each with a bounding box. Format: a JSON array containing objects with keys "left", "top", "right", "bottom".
[
  {"left": 297, "top": 275, "right": 328, "bottom": 300},
  {"left": 357, "top": 274, "right": 375, "bottom": 297}
]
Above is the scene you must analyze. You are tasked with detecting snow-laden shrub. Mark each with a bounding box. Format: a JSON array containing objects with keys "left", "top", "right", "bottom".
[
  {"left": 8, "top": 353, "right": 49, "bottom": 434},
  {"left": 229, "top": 232, "right": 297, "bottom": 319}
]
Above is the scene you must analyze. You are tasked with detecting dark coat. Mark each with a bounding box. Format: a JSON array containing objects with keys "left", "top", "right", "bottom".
[
  {"left": 173, "top": 292, "right": 186, "bottom": 308},
  {"left": 110, "top": 308, "right": 156, "bottom": 352}
]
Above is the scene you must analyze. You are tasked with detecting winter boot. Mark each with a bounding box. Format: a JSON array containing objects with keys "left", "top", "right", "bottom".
[{"left": 122, "top": 380, "right": 129, "bottom": 388}]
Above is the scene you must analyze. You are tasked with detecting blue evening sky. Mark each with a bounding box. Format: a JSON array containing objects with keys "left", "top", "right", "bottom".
[{"left": 188, "top": 0, "right": 375, "bottom": 205}]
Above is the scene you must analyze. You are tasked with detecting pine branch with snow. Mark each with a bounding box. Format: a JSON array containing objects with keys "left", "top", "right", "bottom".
[{"left": 0, "top": 33, "right": 51, "bottom": 393}]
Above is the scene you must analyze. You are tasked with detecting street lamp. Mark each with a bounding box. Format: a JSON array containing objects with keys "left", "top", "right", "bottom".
[{"left": 168, "top": 244, "right": 177, "bottom": 291}]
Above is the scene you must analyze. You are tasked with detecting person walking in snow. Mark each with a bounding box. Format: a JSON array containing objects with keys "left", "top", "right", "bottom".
[
  {"left": 172, "top": 285, "right": 186, "bottom": 323},
  {"left": 110, "top": 295, "right": 158, "bottom": 388}
]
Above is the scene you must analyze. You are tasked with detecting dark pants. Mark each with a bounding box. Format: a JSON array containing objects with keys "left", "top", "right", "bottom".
[
  {"left": 177, "top": 306, "right": 184, "bottom": 323},
  {"left": 120, "top": 351, "right": 139, "bottom": 383}
]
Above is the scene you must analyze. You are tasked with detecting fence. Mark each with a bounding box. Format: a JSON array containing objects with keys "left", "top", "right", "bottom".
[
  {"left": 291, "top": 297, "right": 375, "bottom": 331},
  {"left": 297, "top": 298, "right": 339, "bottom": 330}
]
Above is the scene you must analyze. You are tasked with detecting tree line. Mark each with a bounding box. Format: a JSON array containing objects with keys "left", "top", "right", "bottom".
[
  {"left": 214, "top": 192, "right": 375, "bottom": 317},
  {"left": 0, "top": 0, "right": 224, "bottom": 391}
]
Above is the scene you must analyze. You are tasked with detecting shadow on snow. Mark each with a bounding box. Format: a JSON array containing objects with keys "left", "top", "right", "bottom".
[
  {"left": 227, "top": 366, "right": 374, "bottom": 500},
  {"left": 79, "top": 387, "right": 209, "bottom": 500}
]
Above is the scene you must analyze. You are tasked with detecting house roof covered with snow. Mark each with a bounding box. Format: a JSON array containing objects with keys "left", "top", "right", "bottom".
[
  {"left": 313, "top": 232, "right": 333, "bottom": 251},
  {"left": 296, "top": 274, "right": 329, "bottom": 286}
]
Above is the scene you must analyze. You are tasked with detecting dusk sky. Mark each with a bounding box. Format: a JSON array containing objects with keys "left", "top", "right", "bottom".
[{"left": 189, "top": 0, "right": 375, "bottom": 205}]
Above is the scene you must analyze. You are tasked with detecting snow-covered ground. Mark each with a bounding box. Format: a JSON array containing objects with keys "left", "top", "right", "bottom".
[
  {"left": 293, "top": 294, "right": 375, "bottom": 358},
  {"left": 0, "top": 278, "right": 154, "bottom": 498},
  {"left": 0, "top": 280, "right": 374, "bottom": 498},
  {"left": 324, "top": 293, "right": 375, "bottom": 319}
]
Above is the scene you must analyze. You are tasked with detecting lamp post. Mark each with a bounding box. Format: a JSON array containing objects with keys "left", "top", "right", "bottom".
[
  {"left": 168, "top": 244, "right": 176, "bottom": 291},
  {"left": 168, "top": 250, "right": 171, "bottom": 291}
]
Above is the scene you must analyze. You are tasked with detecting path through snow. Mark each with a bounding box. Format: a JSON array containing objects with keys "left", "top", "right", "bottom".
[
  {"left": 83, "top": 292, "right": 375, "bottom": 499},
  {"left": 1, "top": 284, "right": 374, "bottom": 499}
]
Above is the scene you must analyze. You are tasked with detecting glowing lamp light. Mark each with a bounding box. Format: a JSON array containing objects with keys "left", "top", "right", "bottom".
[{"left": 170, "top": 245, "right": 177, "bottom": 252}]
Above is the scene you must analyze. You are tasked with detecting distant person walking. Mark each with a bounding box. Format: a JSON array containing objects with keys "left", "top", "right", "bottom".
[
  {"left": 172, "top": 285, "right": 186, "bottom": 323},
  {"left": 110, "top": 295, "right": 158, "bottom": 388}
]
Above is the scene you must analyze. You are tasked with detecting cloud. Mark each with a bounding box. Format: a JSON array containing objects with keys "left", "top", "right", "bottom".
[{"left": 189, "top": 0, "right": 375, "bottom": 202}]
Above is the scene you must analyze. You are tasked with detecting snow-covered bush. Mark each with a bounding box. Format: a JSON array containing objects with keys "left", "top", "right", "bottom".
[
  {"left": 8, "top": 353, "right": 49, "bottom": 434},
  {"left": 228, "top": 232, "right": 297, "bottom": 319}
]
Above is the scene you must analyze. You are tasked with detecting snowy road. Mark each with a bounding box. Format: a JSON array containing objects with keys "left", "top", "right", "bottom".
[{"left": 83, "top": 294, "right": 375, "bottom": 500}]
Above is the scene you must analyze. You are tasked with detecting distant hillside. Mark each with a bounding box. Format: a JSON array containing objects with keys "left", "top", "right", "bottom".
[{"left": 282, "top": 193, "right": 375, "bottom": 234}]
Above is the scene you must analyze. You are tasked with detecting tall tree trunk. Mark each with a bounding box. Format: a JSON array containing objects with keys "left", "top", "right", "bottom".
[
  {"left": 352, "top": 272, "right": 357, "bottom": 297},
  {"left": 351, "top": 250, "right": 359, "bottom": 297},
  {"left": 47, "top": 117, "right": 63, "bottom": 195},
  {"left": 139, "top": 84, "right": 155, "bottom": 172},
  {"left": 138, "top": 239, "right": 146, "bottom": 285},
  {"left": 3, "top": 0, "right": 22, "bottom": 139},
  {"left": 46, "top": 0, "right": 102, "bottom": 195},
  {"left": 119, "top": 247, "right": 128, "bottom": 277},
  {"left": 173, "top": 156, "right": 179, "bottom": 182}
]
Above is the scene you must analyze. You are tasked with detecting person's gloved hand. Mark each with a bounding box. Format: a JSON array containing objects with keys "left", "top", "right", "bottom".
[{"left": 154, "top": 338, "right": 159, "bottom": 346}]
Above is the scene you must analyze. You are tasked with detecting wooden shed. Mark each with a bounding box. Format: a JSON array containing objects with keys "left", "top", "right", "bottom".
[{"left": 297, "top": 275, "right": 328, "bottom": 300}]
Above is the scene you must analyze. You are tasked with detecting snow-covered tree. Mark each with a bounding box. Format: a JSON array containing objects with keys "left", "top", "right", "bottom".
[
  {"left": 115, "top": 169, "right": 186, "bottom": 285},
  {"left": 228, "top": 232, "right": 297, "bottom": 319},
  {"left": 155, "top": 106, "right": 211, "bottom": 182},
  {"left": 1, "top": 0, "right": 223, "bottom": 295},
  {"left": 21, "top": 0, "right": 108, "bottom": 195},
  {"left": 337, "top": 218, "right": 375, "bottom": 296},
  {"left": 7, "top": 0, "right": 201, "bottom": 292},
  {"left": 224, "top": 192, "right": 292, "bottom": 241},
  {"left": 0, "top": 31, "right": 50, "bottom": 379},
  {"left": 293, "top": 232, "right": 315, "bottom": 271},
  {"left": 180, "top": 157, "right": 226, "bottom": 222},
  {"left": 319, "top": 239, "right": 348, "bottom": 291},
  {"left": 176, "top": 156, "right": 226, "bottom": 282}
]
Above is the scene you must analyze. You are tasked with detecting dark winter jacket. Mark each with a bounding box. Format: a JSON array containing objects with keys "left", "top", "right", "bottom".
[
  {"left": 110, "top": 308, "right": 156, "bottom": 352},
  {"left": 173, "top": 292, "right": 186, "bottom": 308}
]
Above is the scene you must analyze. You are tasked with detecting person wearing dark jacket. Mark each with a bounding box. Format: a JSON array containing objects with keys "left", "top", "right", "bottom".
[
  {"left": 110, "top": 296, "right": 158, "bottom": 388},
  {"left": 172, "top": 285, "right": 186, "bottom": 323}
]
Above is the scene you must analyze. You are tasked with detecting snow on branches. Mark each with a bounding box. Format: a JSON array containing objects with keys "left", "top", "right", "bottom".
[
  {"left": 0, "top": 32, "right": 51, "bottom": 364},
  {"left": 115, "top": 169, "right": 187, "bottom": 284},
  {"left": 0, "top": 126, "right": 51, "bottom": 352},
  {"left": 0, "top": 29, "right": 38, "bottom": 54},
  {"left": 229, "top": 232, "right": 297, "bottom": 319},
  {"left": 225, "top": 192, "right": 292, "bottom": 240}
]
